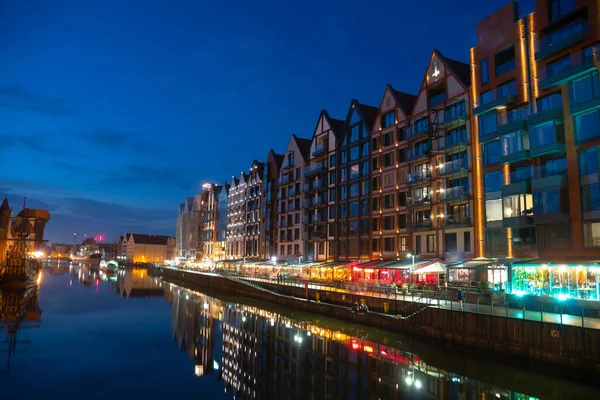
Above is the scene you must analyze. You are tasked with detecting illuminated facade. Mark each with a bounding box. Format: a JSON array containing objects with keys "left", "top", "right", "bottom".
[
  {"left": 472, "top": 1, "right": 600, "bottom": 299},
  {"left": 262, "top": 150, "right": 284, "bottom": 260},
  {"left": 370, "top": 86, "right": 417, "bottom": 260},
  {"left": 175, "top": 195, "right": 202, "bottom": 259},
  {"left": 0, "top": 198, "right": 11, "bottom": 264},
  {"left": 276, "top": 134, "right": 312, "bottom": 262},
  {"left": 118, "top": 233, "right": 175, "bottom": 263},
  {"left": 198, "top": 183, "right": 225, "bottom": 261},
  {"left": 306, "top": 110, "right": 343, "bottom": 261},
  {"left": 335, "top": 100, "right": 378, "bottom": 261},
  {"left": 226, "top": 174, "right": 247, "bottom": 259},
  {"left": 243, "top": 160, "right": 265, "bottom": 259}
]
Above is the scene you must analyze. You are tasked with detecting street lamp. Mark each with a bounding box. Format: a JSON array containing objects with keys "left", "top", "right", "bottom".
[{"left": 407, "top": 252, "right": 415, "bottom": 284}]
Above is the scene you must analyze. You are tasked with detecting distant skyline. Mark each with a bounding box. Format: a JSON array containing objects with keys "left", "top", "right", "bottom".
[{"left": 0, "top": 0, "right": 535, "bottom": 243}]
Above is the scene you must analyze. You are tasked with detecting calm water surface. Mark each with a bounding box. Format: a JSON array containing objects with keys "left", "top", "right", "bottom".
[{"left": 1, "top": 265, "right": 599, "bottom": 400}]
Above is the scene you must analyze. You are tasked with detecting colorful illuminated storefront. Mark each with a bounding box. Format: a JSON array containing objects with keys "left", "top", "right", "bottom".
[{"left": 511, "top": 260, "right": 600, "bottom": 301}]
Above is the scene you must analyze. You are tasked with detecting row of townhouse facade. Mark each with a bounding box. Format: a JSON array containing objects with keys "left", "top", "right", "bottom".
[{"left": 180, "top": 1, "right": 600, "bottom": 286}]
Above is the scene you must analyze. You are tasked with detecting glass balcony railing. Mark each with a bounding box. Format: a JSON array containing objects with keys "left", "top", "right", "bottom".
[
  {"left": 537, "top": 46, "right": 598, "bottom": 89},
  {"left": 508, "top": 169, "right": 532, "bottom": 184},
  {"left": 438, "top": 159, "right": 468, "bottom": 176},
  {"left": 407, "top": 171, "right": 430, "bottom": 184},
  {"left": 407, "top": 196, "right": 431, "bottom": 207},
  {"left": 407, "top": 144, "right": 431, "bottom": 162},
  {"left": 412, "top": 219, "right": 432, "bottom": 229},
  {"left": 439, "top": 186, "right": 469, "bottom": 202},
  {"left": 495, "top": 59, "right": 516, "bottom": 76},
  {"left": 498, "top": 106, "right": 529, "bottom": 127},
  {"left": 534, "top": 164, "right": 567, "bottom": 178},
  {"left": 306, "top": 161, "right": 327, "bottom": 175},
  {"left": 441, "top": 133, "right": 468, "bottom": 149},
  {"left": 406, "top": 124, "right": 430, "bottom": 140},
  {"left": 473, "top": 86, "right": 517, "bottom": 115},
  {"left": 536, "top": 20, "right": 590, "bottom": 60},
  {"left": 442, "top": 108, "right": 467, "bottom": 126},
  {"left": 277, "top": 175, "right": 290, "bottom": 185},
  {"left": 312, "top": 142, "right": 328, "bottom": 157},
  {"left": 444, "top": 214, "right": 472, "bottom": 227}
]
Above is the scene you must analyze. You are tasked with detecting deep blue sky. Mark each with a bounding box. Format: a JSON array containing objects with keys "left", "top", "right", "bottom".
[{"left": 0, "top": 0, "right": 534, "bottom": 244}]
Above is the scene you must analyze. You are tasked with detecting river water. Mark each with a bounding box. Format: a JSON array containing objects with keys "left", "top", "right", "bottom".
[{"left": 0, "top": 265, "right": 599, "bottom": 400}]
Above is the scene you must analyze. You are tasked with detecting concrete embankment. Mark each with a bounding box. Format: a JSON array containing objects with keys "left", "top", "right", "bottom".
[{"left": 159, "top": 267, "right": 600, "bottom": 377}]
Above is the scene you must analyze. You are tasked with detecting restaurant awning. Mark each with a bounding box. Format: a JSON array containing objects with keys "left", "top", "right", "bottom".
[
  {"left": 447, "top": 258, "right": 498, "bottom": 270},
  {"left": 413, "top": 261, "right": 447, "bottom": 274},
  {"left": 513, "top": 258, "right": 600, "bottom": 267}
]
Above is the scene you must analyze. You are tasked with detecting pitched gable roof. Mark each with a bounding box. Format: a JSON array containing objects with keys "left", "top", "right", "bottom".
[
  {"left": 437, "top": 50, "right": 471, "bottom": 88},
  {"left": 131, "top": 233, "right": 172, "bottom": 245},
  {"left": 391, "top": 87, "right": 418, "bottom": 117},
  {"left": 312, "top": 109, "right": 344, "bottom": 140},
  {"left": 345, "top": 99, "right": 379, "bottom": 131},
  {"left": 292, "top": 134, "right": 312, "bottom": 162},
  {"left": 0, "top": 197, "right": 9, "bottom": 212}
]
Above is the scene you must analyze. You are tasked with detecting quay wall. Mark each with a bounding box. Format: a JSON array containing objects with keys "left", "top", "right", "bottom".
[{"left": 159, "top": 268, "right": 600, "bottom": 376}]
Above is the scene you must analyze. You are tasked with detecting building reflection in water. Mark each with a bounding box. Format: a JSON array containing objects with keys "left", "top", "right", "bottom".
[
  {"left": 166, "top": 283, "right": 541, "bottom": 400},
  {"left": 0, "top": 277, "right": 42, "bottom": 372},
  {"left": 115, "top": 268, "right": 164, "bottom": 298}
]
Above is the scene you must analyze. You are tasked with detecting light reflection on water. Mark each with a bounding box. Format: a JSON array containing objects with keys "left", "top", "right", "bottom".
[{"left": 0, "top": 266, "right": 597, "bottom": 400}]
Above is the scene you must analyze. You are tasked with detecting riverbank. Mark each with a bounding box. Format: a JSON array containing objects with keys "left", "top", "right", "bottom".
[{"left": 158, "top": 267, "right": 600, "bottom": 379}]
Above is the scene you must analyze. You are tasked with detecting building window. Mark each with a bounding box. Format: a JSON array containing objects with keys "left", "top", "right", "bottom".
[
  {"left": 361, "top": 161, "right": 369, "bottom": 176},
  {"left": 349, "top": 164, "right": 360, "bottom": 180},
  {"left": 480, "top": 58, "right": 489, "bottom": 85},
  {"left": 329, "top": 188, "right": 336, "bottom": 202},
  {"left": 536, "top": 92, "right": 562, "bottom": 111},
  {"left": 383, "top": 237, "right": 395, "bottom": 252},
  {"left": 482, "top": 140, "right": 501, "bottom": 165},
  {"left": 398, "top": 191, "right": 407, "bottom": 207},
  {"left": 382, "top": 131, "right": 393, "bottom": 147},
  {"left": 485, "top": 199, "right": 503, "bottom": 221},
  {"left": 280, "top": 245, "right": 285, "bottom": 255},
  {"left": 372, "top": 156, "right": 380, "bottom": 170},
  {"left": 372, "top": 176, "right": 381, "bottom": 190},
  {"left": 372, "top": 238, "right": 380, "bottom": 252},
  {"left": 445, "top": 233, "right": 457, "bottom": 253},
  {"left": 583, "top": 222, "right": 600, "bottom": 247},
  {"left": 349, "top": 183, "right": 359, "bottom": 198},
  {"left": 495, "top": 47, "right": 516, "bottom": 77},
  {"left": 480, "top": 90, "right": 493, "bottom": 105},
  {"left": 579, "top": 147, "right": 599, "bottom": 176},
  {"left": 540, "top": 225, "right": 571, "bottom": 250},
  {"left": 547, "top": 55, "right": 571, "bottom": 78},
  {"left": 484, "top": 171, "right": 502, "bottom": 193},
  {"left": 575, "top": 109, "right": 600, "bottom": 143},
  {"left": 383, "top": 216, "right": 395, "bottom": 231},
  {"left": 294, "top": 228, "right": 300, "bottom": 240},
  {"left": 397, "top": 127, "right": 406, "bottom": 141},
  {"left": 399, "top": 236, "right": 408, "bottom": 251},
  {"left": 372, "top": 217, "right": 380, "bottom": 231},
  {"left": 372, "top": 197, "right": 380, "bottom": 211},
  {"left": 349, "top": 201, "right": 359, "bottom": 218},
  {"left": 371, "top": 136, "right": 379, "bottom": 151},
  {"left": 501, "top": 130, "right": 528, "bottom": 156},
  {"left": 288, "top": 152, "right": 295, "bottom": 167},
  {"left": 398, "top": 214, "right": 408, "bottom": 229},
  {"left": 426, "top": 235, "right": 436, "bottom": 253},
  {"left": 498, "top": 79, "right": 517, "bottom": 97},
  {"left": 479, "top": 112, "right": 498, "bottom": 136},
  {"left": 503, "top": 194, "right": 533, "bottom": 218},
  {"left": 294, "top": 244, "right": 299, "bottom": 255},
  {"left": 329, "top": 205, "right": 335, "bottom": 219},
  {"left": 533, "top": 189, "right": 560, "bottom": 214},
  {"left": 549, "top": 0, "right": 577, "bottom": 23},
  {"left": 464, "top": 231, "right": 471, "bottom": 253},
  {"left": 397, "top": 148, "right": 406, "bottom": 163},
  {"left": 383, "top": 194, "right": 394, "bottom": 209},
  {"left": 582, "top": 183, "right": 600, "bottom": 212},
  {"left": 530, "top": 121, "right": 559, "bottom": 148},
  {"left": 570, "top": 72, "right": 600, "bottom": 106},
  {"left": 383, "top": 172, "right": 395, "bottom": 188},
  {"left": 382, "top": 111, "right": 395, "bottom": 129},
  {"left": 383, "top": 152, "right": 394, "bottom": 168},
  {"left": 340, "top": 204, "right": 347, "bottom": 218},
  {"left": 330, "top": 154, "right": 336, "bottom": 167}
]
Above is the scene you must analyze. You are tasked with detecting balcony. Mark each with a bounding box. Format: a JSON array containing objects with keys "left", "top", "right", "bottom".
[
  {"left": 310, "top": 214, "right": 326, "bottom": 223},
  {"left": 277, "top": 192, "right": 286, "bottom": 200},
  {"left": 473, "top": 88, "right": 517, "bottom": 116},
  {"left": 406, "top": 196, "right": 431, "bottom": 208},
  {"left": 530, "top": 137, "right": 565, "bottom": 158},
  {"left": 534, "top": 211, "right": 571, "bottom": 225},
  {"left": 500, "top": 140, "right": 530, "bottom": 164},
  {"left": 532, "top": 165, "right": 568, "bottom": 191},
  {"left": 537, "top": 47, "right": 599, "bottom": 90},
  {"left": 409, "top": 219, "right": 432, "bottom": 232},
  {"left": 439, "top": 186, "right": 470, "bottom": 203},
  {"left": 497, "top": 109, "right": 529, "bottom": 135},
  {"left": 288, "top": 203, "right": 296, "bottom": 212},
  {"left": 277, "top": 175, "right": 290, "bottom": 185},
  {"left": 527, "top": 107, "right": 563, "bottom": 126},
  {"left": 312, "top": 142, "right": 328, "bottom": 157},
  {"left": 305, "top": 179, "right": 327, "bottom": 192},
  {"left": 288, "top": 187, "right": 296, "bottom": 197},
  {"left": 503, "top": 214, "right": 533, "bottom": 228},
  {"left": 535, "top": 20, "right": 590, "bottom": 61},
  {"left": 281, "top": 162, "right": 293, "bottom": 172},
  {"left": 502, "top": 171, "right": 532, "bottom": 196},
  {"left": 435, "top": 134, "right": 468, "bottom": 152},
  {"left": 438, "top": 159, "right": 468, "bottom": 177},
  {"left": 306, "top": 161, "right": 328, "bottom": 176},
  {"left": 406, "top": 125, "right": 429, "bottom": 141},
  {"left": 439, "top": 109, "right": 467, "bottom": 129},
  {"left": 407, "top": 172, "right": 430, "bottom": 185},
  {"left": 407, "top": 145, "right": 431, "bottom": 163},
  {"left": 443, "top": 215, "right": 472, "bottom": 228},
  {"left": 309, "top": 229, "right": 327, "bottom": 240}
]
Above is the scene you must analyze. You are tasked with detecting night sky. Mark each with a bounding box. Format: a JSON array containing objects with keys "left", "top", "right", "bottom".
[{"left": 0, "top": 0, "right": 534, "bottom": 244}]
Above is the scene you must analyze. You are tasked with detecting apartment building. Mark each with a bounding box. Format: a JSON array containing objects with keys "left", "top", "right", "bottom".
[
  {"left": 262, "top": 149, "right": 284, "bottom": 260},
  {"left": 370, "top": 85, "right": 417, "bottom": 260},
  {"left": 199, "top": 183, "right": 224, "bottom": 261},
  {"left": 406, "top": 50, "right": 474, "bottom": 260},
  {"left": 472, "top": 0, "right": 600, "bottom": 298},
  {"left": 176, "top": 195, "right": 201, "bottom": 259},
  {"left": 226, "top": 174, "right": 247, "bottom": 260},
  {"left": 306, "top": 110, "right": 343, "bottom": 261},
  {"left": 276, "top": 134, "right": 311, "bottom": 262},
  {"left": 244, "top": 160, "right": 265, "bottom": 259},
  {"left": 336, "top": 100, "right": 378, "bottom": 261}
]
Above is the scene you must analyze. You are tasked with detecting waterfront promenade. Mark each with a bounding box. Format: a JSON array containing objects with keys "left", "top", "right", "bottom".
[{"left": 164, "top": 267, "right": 600, "bottom": 330}]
